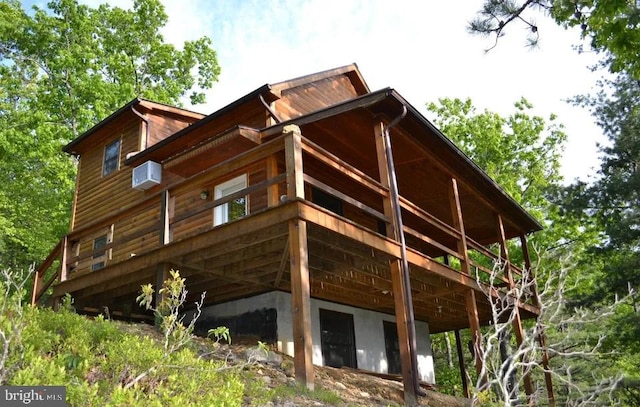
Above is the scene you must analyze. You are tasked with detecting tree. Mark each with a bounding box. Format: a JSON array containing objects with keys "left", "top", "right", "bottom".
[
  {"left": 426, "top": 97, "right": 600, "bottom": 262},
  {"left": 469, "top": 1, "right": 640, "bottom": 78},
  {"left": 0, "top": 0, "right": 220, "bottom": 269},
  {"left": 471, "top": 252, "right": 623, "bottom": 406}
]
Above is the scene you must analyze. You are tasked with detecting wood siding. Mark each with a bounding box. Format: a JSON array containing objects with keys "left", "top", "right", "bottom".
[
  {"left": 74, "top": 118, "right": 143, "bottom": 230},
  {"left": 275, "top": 75, "right": 359, "bottom": 121},
  {"left": 147, "top": 114, "right": 196, "bottom": 148}
]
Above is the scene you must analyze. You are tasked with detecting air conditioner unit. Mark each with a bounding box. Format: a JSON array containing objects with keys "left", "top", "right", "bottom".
[{"left": 132, "top": 161, "right": 162, "bottom": 190}]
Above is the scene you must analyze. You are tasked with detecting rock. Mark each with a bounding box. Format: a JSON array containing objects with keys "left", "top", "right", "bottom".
[
  {"left": 335, "top": 382, "right": 347, "bottom": 390},
  {"left": 245, "top": 346, "right": 283, "bottom": 366},
  {"left": 261, "top": 376, "right": 272, "bottom": 386}
]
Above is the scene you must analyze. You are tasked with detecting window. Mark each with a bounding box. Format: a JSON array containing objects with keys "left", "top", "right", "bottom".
[
  {"left": 214, "top": 174, "right": 248, "bottom": 226},
  {"left": 91, "top": 235, "right": 108, "bottom": 271},
  {"left": 90, "top": 225, "right": 113, "bottom": 271},
  {"left": 311, "top": 187, "right": 343, "bottom": 216},
  {"left": 319, "top": 309, "right": 357, "bottom": 368},
  {"left": 103, "top": 138, "right": 121, "bottom": 176}
]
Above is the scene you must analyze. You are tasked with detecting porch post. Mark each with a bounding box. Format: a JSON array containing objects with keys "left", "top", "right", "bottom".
[
  {"left": 445, "top": 254, "right": 471, "bottom": 398},
  {"left": 497, "top": 215, "right": 534, "bottom": 401},
  {"left": 266, "top": 154, "right": 280, "bottom": 207},
  {"left": 374, "top": 121, "right": 419, "bottom": 406},
  {"left": 160, "top": 190, "right": 171, "bottom": 246},
  {"left": 448, "top": 178, "right": 484, "bottom": 379},
  {"left": 59, "top": 236, "right": 69, "bottom": 282},
  {"left": 288, "top": 219, "right": 314, "bottom": 390},
  {"left": 521, "top": 234, "right": 555, "bottom": 406},
  {"left": 284, "top": 123, "right": 314, "bottom": 390},
  {"left": 454, "top": 329, "right": 471, "bottom": 398},
  {"left": 154, "top": 262, "right": 170, "bottom": 327}
]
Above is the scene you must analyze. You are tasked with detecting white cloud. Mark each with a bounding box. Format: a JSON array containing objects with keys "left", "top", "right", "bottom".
[{"left": 81, "top": 0, "right": 605, "bottom": 182}]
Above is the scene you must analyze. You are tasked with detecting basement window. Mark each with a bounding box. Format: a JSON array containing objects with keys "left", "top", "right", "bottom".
[
  {"left": 214, "top": 174, "right": 248, "bottom": 226},
  {"left": 91, "top": 235, "right": 108, "bottom": 271},
  {"left": 91, "top": 225, "right": 113, "bottom": 271},
  {"left": 103, "top": 138, "right": 121, "bottom": 176}
]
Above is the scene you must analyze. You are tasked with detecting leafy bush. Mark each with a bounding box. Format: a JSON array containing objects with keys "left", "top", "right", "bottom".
[{"left": 0, "top": 268, "right": 261, "bottom": 406}]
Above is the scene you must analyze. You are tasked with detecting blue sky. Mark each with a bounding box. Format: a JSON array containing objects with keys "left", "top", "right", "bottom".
[{"left": 25, "top": 0, "right": 605, "bottom": 182}]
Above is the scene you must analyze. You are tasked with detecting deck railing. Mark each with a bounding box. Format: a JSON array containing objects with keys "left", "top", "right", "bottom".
[{"left": 33, "top": 129, "right": 534, "bottom": 307}]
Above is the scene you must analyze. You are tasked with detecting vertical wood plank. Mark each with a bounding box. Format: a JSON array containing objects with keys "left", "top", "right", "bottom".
[
  {"left": 538, "top": 327, "right": 556, "bottom": 407},
  {"left": 454, "top": 329, "right": 470, "bottom": 398},
  {"left": 160, "top": 190, "right": 170, "bottom": 246},
  {"left": 154, "top": 262, "right": 170, "bottom": 325},
  {"left": 69, "top": 166, "right": 82, "bottom": 231},
  {"left": 30, "top": 270, "right": 42, "bottom": 306},
  {"left": 374, "top": 122, "right": 396, "bottom": 238},
  {"left": 520, "top": 234, "right": 539, "bottom": 305},
  {"left": 284, "top": 126, "right": 304, "bottom": 200},
  {"left": 497, "top": 215, "right": 534, "bottom": 399},
  {"left": 266, "top": 154, "right": 280, "bottom": 207},
  {"left": 448, "top": 178, "right": 484, "bottom": 379},
  {"left": 60, "top": 236, "right": 69, "bottom": 282},
  {"left": 374, "top": 121, "right": 418, "bottom": 406},
  {"left": 288, "top": 219, "right": 314, "bottom": 390}
]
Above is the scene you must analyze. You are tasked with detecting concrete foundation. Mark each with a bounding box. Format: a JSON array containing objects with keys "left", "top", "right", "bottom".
[{"left": 197, "top": 291, "right": 435, "bottom": 383}]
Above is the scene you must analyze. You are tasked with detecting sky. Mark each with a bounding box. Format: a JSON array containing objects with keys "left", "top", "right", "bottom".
[{"left": 52, "top": 0, "right": 606, "bottom": 182}]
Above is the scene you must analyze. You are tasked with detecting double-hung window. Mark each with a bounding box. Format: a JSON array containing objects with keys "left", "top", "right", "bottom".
[
  {"left": 103, "top": 138, "right": 121, "bottom": 176},
  {"left": 213, "top": 174, "right": 247, "bottom": 226}
]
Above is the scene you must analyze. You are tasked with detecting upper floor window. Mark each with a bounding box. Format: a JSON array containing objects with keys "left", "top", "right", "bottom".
[
  {"left": 214, "top": 174, "right": 247, "bottom": 226},
  {"left": 103, "top": 138, "right": 121, "bottom": 176}
]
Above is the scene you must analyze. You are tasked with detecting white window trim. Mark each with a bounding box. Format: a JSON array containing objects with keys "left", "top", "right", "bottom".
[{"left": 213, "top": 174, "right": 247, "bottom": 226}]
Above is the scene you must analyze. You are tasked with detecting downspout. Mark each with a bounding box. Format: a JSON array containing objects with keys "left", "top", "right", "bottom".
[
  {"left": 382, "top": 105, "right": 426, "bottom": 397},
  {"left": 131, "top": 105, "right": 150, "bottom": 150},
  {"left": 259, "top": 94, "right": 282, "bottom": 124}
]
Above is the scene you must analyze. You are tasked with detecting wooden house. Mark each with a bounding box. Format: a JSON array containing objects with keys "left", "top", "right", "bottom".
[{"left": 33, "top": 64, "right": 551, "bottom": 404}]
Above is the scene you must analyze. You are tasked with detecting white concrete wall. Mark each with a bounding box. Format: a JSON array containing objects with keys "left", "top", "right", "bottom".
[{"left": 198, "top": 291, "right": 435, "bottom": 384}]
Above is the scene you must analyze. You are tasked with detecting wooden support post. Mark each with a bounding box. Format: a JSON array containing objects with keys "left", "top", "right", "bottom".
[
  {"left": 454, "top": 329, "right": 471, "bottom": 398},
  {"left": 266, "top": 154, "right": 280, "bottom": 207},
  {"left": 59, "top": 236, "right": 69, "bottom": 282},
  {"left": 154, "top": 263, "right": 170, "bottom": 326},
  {"left": 538, "top": 327, "right": 556, "bottom": 407},
  {"left": 497, "top": 215, "right": 535, "bottom": 400},
  {"left": 160, "top": 190, "right": 171, "bottom": 245},
  {"left": 284, "top": 125, "right": 304, "bottom": 200},
  {"left": 374, "top": 121, "right": 419, "bottom": 406},
  {"left": 520, "top": 234, "right": 539, "bottom": 305},
  {"left": 288, "top": 219, "right": 314, "bottom": 390},
  {"left": 448, "top": 178, "right": 484, "bottom": 380},
  {"left": 30, "top": 269, "right": 43, "bottom": 306}
]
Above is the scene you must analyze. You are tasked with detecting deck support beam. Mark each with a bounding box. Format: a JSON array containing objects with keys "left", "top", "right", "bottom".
[
  {"left": 520, "top": 234, "right": 555, "bottom": 406},
  {"left": 448, "top": 178, "right": 484, "bottom": 381},
  {"left": 454, "top": 329, "right": 471, "bottom": 398},
  {"left": 154, "top": 262, "right": 170, "bottom": 326},
  {"left": 288, "top": 219, "right": 314, "bottom": 390},
  {"left": 497, "top": 215, "right": 534, "bottom": 401},
  {"left": 374, "top": 120, "right": 420, "bottom": 406},
  {"left": 285, "top": 124, "right": 314, "bottom": 390}
]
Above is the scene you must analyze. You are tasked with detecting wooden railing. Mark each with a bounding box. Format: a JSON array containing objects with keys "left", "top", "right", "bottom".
[{"left": 33, "top": 130, "right": 534, "bottom": 306}]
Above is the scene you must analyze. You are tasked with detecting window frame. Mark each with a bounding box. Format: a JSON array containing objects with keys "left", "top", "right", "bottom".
[
  {"left": 213, "top": 174, "right": 248, "bottom": 226},
  {"left": 90, "top": 225, "right": 113, "bottom": 271},
  {"left": 102, "top": 138, "right": 121, "bottom": 176}
]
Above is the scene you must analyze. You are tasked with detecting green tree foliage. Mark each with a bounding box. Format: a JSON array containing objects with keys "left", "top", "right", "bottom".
[
  {"left": 426, "top": 97, "right": 599, "bottom": 260},
  {"left": 470, "top": 0, "right": 640, "bottom": 78},
  {"left": 0, "top": 0, "right": 220, "bottom": 269}
]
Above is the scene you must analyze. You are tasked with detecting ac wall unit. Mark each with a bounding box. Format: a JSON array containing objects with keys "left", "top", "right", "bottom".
[{"left": 132, "top": 161, "right": 162, "bottom": 190}]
